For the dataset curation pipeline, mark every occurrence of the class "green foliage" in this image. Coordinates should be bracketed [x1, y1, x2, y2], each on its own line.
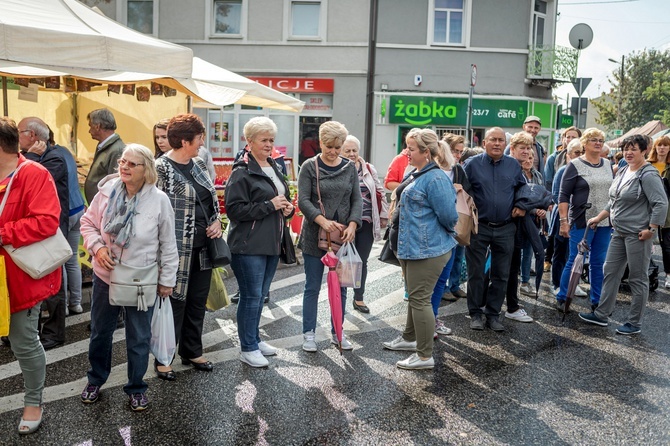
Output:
[591, 49, 670, 131]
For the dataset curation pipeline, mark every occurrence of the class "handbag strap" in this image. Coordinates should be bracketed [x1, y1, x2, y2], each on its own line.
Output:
[313, 158, 332, 249]
[0, 161, 26, 218]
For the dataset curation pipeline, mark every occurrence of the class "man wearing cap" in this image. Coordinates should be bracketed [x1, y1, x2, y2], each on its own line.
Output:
[505, 116, 546, 177]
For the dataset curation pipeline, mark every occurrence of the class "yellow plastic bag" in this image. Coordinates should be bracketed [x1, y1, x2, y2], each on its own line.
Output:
[0, 256, 10, 337]
[206, 267, 229, 312]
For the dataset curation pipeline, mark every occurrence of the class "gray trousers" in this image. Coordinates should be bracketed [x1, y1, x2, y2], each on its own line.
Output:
[399, 253, 450, 359]
[8, 303, 46, 407]
[595, 231, 652, 327]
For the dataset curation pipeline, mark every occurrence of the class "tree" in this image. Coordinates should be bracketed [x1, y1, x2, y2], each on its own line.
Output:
[591, 49, 670, 131]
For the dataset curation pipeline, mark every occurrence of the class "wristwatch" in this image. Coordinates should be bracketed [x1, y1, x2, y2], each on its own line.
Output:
[648, 227, 658, 235]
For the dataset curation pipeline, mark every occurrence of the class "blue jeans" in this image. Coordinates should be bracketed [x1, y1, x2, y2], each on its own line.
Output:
[430, 250, 454, 316]
[558, 226, 611, 305]
[87, 275, 154, 395]
[302, 253, 346, 334]
[231, 254, 280, 352]
[520, 240, 532, 284]
[64, 209, 84, 307]
[448, 245, 465, 293]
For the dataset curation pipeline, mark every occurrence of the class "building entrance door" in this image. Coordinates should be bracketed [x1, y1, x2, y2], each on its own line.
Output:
[299, 116, 330, 165]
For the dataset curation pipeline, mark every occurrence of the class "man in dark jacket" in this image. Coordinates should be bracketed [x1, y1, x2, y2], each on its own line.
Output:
[84, 109, 125, 204]
[18, 117, 69, 350]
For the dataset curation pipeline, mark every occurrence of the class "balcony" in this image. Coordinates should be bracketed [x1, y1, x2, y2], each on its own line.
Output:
[527, 44, 579, 84]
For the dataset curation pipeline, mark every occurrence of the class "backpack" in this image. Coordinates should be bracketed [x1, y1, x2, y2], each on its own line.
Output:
[453, 183, 478, 246]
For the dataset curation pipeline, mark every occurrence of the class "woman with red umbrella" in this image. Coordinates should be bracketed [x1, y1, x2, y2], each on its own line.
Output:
[382, 128, 458, 370]
[297, 121, 361, 352]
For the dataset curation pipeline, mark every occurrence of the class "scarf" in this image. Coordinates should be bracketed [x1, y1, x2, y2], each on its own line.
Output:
[103, 180, 140, 248]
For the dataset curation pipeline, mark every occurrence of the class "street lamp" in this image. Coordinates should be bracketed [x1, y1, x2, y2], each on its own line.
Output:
[608, 55, 625, 131]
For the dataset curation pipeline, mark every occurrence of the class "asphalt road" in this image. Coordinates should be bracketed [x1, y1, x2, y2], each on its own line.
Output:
[1, 242, 669, 445]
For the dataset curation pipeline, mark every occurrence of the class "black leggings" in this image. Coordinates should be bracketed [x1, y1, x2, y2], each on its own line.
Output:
[354, 221, 375, 300]
[659, 228, 670, 274]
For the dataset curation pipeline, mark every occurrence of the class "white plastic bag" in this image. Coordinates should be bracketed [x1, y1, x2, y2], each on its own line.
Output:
[336, 241, 363, 289]
[150, 296, 176, 366]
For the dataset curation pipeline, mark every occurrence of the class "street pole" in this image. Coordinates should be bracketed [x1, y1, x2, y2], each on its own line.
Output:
[577, 78, 583, 129]
[467, 64, 476, 147]
[618, 55, 624, 131]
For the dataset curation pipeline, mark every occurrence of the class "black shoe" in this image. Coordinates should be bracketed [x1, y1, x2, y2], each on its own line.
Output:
[470, 314, 485, 330]
[154, 360, 176, 381]
[264, 292, 270, 304]
[556, 301, 566, 313]
[231, 291, 240, 304]
[1, 336, 10, 347]
[40, 339, 64, 350]
[352, 301, 370, 313]
[181, 358, 214, 372]
[486, 316, 505, 332]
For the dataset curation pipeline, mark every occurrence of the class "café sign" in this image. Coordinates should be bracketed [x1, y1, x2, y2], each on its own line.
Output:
[389, 96, 529, 127]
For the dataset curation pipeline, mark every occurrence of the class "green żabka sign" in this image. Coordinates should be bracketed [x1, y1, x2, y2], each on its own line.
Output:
[389, 96, 529, 127]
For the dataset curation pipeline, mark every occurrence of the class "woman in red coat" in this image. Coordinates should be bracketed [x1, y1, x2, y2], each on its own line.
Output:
[0, 118, 62, 435]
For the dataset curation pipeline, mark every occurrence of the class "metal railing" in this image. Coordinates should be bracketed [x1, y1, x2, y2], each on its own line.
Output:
[527, 44, 579, 82]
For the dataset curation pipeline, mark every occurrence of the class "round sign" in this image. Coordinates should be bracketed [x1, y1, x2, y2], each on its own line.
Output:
[471, 64, 477, 87]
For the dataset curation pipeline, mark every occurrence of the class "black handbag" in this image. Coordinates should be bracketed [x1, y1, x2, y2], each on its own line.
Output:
[280, 222, 297, 264]
[206, 235, 232, 267]
[378, 228, 400, 266]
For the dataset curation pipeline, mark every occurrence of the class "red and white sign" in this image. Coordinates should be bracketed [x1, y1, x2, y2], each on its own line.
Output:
[248, 77, 334, 93]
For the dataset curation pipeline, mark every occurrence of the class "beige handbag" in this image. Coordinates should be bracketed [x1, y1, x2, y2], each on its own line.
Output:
[0, 163, 72, 279]
[109, 250, 158, 312]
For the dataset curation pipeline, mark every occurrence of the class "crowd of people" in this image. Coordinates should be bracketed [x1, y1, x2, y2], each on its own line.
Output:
[2, 109, 669, 435]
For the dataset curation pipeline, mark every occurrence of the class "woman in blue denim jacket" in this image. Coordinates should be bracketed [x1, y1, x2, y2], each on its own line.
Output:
[383, 128, 458, 370]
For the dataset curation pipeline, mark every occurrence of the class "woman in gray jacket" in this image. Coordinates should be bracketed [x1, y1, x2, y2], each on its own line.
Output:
[579, 135, 668, 334]
[297, 121, 362, 352]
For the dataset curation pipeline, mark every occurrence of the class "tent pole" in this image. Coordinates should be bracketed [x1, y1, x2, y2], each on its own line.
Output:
[72, 93, 78, 156]
[2, 76, 8, 117]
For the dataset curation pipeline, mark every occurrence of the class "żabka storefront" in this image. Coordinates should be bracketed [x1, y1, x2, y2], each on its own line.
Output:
[372, 93, 558, 173]
[195, 77, 334, 181]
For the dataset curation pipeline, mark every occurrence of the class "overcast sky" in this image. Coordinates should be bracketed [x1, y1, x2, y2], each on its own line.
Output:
[553, 0, 670, 107]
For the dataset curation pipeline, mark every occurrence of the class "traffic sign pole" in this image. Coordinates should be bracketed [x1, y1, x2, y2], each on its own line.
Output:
[466, 64, 476, 147]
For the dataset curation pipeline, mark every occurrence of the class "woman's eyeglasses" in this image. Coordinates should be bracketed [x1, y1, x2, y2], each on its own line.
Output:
[587, 138, 605, 144]
[117, 158, 144, 169]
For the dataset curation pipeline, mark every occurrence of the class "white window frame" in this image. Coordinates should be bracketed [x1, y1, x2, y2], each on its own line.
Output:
[428, 0, 471, 47]
[531, 0, 548, 48]
[208, 0, 247, 39]
[118, 0, 158, 37]
[283, 0, 327, 42]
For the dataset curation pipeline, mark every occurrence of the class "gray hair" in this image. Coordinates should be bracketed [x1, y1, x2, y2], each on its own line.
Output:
[243, 117, 277, 142]
[344, 135, 361, 151]
[122, 144, 157, 184]
[23, 117, 50, 142]
[87, 108, 117, 131]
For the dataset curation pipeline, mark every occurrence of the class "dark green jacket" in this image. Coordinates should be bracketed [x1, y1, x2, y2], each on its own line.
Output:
[84, 134, 124, 204]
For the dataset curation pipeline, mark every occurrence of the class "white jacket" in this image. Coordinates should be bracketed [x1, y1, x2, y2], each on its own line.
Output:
[359, 159, 389, 241]
[80, 174, 179, 287]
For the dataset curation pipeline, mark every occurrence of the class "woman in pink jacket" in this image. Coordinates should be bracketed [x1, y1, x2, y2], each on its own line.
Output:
[0, 118, 62, 435]
[80, 144, 178, 412]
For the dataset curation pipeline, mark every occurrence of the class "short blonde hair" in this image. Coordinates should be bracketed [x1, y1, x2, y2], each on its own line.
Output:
[510, 131, 534, 148]
[244, 116, 278, 142]
[406, 128, 453, 168]
[580, 128, 605, 146]
[319, 121, 348, 147]
[123, 144, 157, 185]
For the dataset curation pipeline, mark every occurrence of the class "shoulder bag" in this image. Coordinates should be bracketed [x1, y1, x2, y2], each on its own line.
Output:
[194, 192, 231, 267]
[0, 162, 72, 279]
[109, 248, 158, 312]
[280, 220, 297, 264]
[315, 159, 344, 253]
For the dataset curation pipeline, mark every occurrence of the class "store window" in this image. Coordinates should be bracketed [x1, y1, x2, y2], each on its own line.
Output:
[127, 0, 154, 34]
[288, 0, 324, 39]
[213, 0, 244, 36]
[532, 0, 548, 48]
[431, 0, 466, 46]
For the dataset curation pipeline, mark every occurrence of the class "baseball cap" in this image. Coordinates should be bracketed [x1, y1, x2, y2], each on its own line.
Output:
[524, 115, 541, 125]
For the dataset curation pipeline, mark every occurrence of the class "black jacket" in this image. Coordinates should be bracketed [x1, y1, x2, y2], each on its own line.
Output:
[23, 144, 69, 234]
[225, 152, 293, 255]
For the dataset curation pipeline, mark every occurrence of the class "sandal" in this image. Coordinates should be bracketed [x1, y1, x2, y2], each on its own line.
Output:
[18, 407, 42, 435]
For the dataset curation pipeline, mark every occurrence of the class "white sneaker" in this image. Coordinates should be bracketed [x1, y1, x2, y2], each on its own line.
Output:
[665, 277, 670, 289]
[258, 341, 277, 356]
[552, 287, 559, 296]
[69, 304, 83, 314]
[331, 334, 353, 350]
[505, 308, 534, 323]
[575, 285, 588, 297]
[239, 350, 269, 368]
[302, 330, 317, 352]
[396, 353, 434, 370]
[519, 283, 535, 296]
[435, 320, 453, 335]
[382, 336, 417, 351]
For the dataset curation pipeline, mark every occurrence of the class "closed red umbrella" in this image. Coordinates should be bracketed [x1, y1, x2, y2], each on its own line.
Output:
[321, 235, 343, 354]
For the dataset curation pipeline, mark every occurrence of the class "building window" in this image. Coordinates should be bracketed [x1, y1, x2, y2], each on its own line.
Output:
[127, 0, 154, 34]
[289, 1, 323, 39]
[213, 0, 243, 35]
[532, 0, 547, 47]
[432, 0, 465, 45]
